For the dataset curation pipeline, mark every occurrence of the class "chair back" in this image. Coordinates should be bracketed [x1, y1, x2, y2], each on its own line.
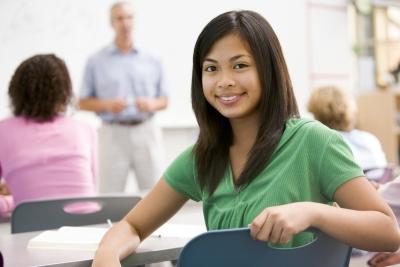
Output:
[11, 195, 140, 233]
[177, 228, 351, 267]
[364, 166, 394, 184]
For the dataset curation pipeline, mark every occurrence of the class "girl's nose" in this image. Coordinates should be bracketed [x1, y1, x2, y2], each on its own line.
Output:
[217, 73, 235, 88]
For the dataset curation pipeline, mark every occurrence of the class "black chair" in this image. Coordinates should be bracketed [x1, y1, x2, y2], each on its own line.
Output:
[11, 195, 140, 234]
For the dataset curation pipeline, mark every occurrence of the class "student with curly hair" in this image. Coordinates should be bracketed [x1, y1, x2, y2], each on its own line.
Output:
[0, 54, 97, 217]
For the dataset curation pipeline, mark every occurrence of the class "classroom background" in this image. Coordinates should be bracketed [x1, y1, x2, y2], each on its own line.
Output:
[1, 0, 400, 189]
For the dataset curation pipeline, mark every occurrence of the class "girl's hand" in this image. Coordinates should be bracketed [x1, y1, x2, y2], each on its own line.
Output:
[0, 182, 10, 195]
[368, 251, 400, 267]
[250, 202, 317, 244]
[91, 248, 121, 267]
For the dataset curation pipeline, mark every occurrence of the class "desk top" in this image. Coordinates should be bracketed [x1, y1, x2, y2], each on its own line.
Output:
[0, 229, 188, 267]
[0, 228, 384, 267]
[0, 202, 204, 267]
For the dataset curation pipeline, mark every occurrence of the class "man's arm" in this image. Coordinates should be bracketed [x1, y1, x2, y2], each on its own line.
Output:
[135, 96, 168, 113]
[79, 98, 127, 114]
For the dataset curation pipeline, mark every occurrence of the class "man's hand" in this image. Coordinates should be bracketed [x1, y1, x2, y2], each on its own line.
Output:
[105, 99, 127, 114]
[135, 97, 156, 112]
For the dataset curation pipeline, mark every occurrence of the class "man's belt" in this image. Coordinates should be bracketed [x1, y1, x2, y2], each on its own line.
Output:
[107, 120, 144, 126]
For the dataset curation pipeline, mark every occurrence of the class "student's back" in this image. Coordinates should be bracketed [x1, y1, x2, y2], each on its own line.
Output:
[340, 129, 386, 171]
[0, 116, 96, 205]
[0, 54, 97, 217]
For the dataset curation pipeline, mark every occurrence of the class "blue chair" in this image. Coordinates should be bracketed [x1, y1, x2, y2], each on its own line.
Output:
[11, 195, 140, 234]
[177, 227, 351, 267]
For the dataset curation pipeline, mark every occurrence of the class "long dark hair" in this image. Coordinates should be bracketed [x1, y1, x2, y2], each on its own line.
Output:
[8, 54, 72, 121]
[192, 10, 299, 195]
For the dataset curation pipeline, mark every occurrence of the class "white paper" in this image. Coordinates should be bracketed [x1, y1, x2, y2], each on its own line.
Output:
[27, 224, 207, 251]
[151, 224, 206, 238]
[27, 226, 108, 251]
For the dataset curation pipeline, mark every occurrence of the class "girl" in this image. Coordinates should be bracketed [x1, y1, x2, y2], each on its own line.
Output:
[92, 10, 400, 266]
[0, 54, 97, 217]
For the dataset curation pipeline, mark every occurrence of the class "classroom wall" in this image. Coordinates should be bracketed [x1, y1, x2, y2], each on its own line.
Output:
[0, 0, 353, 163]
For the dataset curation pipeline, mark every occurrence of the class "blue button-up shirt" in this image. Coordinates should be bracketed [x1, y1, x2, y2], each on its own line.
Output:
[80, 44, 168, 122]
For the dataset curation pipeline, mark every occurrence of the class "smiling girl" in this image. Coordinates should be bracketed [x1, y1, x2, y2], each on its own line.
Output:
[91, 10, 400, 267]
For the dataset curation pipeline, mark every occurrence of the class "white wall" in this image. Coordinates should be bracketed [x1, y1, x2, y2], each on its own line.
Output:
[0, 0, 353, 162]
[0, 0, 311, 122]
[307, 0, 354, 94]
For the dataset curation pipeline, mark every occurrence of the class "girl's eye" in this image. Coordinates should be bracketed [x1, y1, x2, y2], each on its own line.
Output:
[233, 63, 248, 69]
[204, 66, 217, 72]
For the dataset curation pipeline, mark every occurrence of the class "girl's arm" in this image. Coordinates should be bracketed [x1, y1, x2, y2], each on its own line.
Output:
[314, 176, 399, 251]
[251, 177, 400, 252]
[0, 195, 14, 217]
[0, 177, 13, 217]
[91, 178, 188, 267]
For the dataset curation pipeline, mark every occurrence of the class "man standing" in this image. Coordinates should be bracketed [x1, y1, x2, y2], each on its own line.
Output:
[79, 2, 168, 193]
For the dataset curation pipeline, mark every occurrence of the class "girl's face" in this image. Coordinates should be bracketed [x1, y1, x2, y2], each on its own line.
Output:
[202, 33, 262, 121]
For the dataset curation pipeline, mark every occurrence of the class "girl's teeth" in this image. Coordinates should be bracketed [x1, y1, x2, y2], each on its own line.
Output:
[220, 96, 237, 101]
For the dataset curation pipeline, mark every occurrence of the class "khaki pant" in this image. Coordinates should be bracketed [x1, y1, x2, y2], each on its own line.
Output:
[98, 118, 164, 193]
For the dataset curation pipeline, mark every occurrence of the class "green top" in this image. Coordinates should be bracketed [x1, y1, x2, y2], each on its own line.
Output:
[164, 118, 363, 246]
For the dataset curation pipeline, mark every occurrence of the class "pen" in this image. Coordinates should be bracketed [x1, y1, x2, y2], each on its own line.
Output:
[151, 234, 162, 238]
[107, 219, 113, 228]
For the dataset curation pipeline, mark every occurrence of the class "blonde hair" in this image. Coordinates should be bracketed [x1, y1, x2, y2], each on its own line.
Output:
[307, 86, 357, 131]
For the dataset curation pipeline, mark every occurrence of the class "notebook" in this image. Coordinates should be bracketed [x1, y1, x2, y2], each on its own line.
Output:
[27, 224, 206, 251]
[27, 226, 108, 251]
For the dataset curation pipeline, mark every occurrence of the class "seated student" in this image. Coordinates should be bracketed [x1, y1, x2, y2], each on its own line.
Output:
[0, 54, 97, 218]
[367, 178, 400, 266]
[91, 10, 399, 267]
[307, 85, 388, 181]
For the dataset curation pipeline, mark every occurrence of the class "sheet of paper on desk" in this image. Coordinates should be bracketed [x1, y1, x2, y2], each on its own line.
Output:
[27, 226, 108, 251]
[151, 224, 206, 238]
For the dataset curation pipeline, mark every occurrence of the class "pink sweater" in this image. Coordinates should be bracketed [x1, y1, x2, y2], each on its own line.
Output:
[0, 116, 97, 217]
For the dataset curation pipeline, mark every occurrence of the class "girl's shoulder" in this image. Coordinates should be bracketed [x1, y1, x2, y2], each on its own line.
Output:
[285, 118, 338, 139]
[172, 145, 196, 165]
[0, 116, 27, 130]
[57, 116, 97, 133]
[0, 116, 21, 124]
[277, 118, 342, 153]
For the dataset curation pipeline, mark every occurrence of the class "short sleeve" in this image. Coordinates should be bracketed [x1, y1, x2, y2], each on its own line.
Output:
[318, 132, 364, 200]
[163, 146, 202, 201]
[80, 58, 96, 99]
[156, 60, 169, 97]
